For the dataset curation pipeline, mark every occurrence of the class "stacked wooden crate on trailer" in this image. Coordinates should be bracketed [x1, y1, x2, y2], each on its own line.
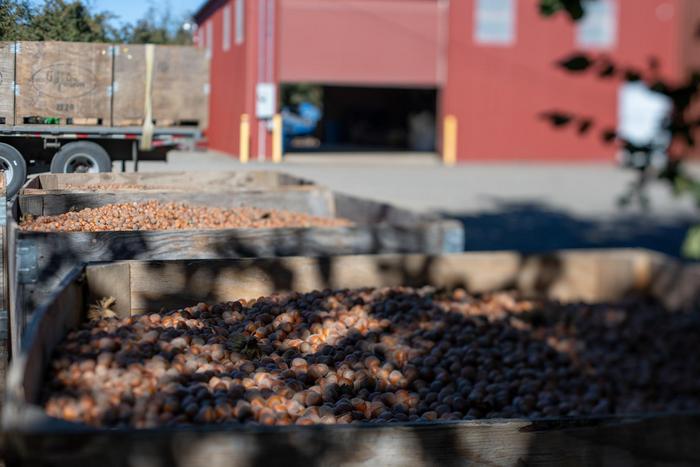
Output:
[7, 171, 464, 355]
[0, 41, 210, 196]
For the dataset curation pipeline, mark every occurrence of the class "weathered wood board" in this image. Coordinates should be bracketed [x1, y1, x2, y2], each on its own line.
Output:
[19, 187, 335, 217]
[0, 175, 8, 413]
[21, 171, 314, 193]
[14, 42, 112, 125]
[0, 41, 15, 126]
[4, 250, 700, 466]
[112, 44, 209, 127]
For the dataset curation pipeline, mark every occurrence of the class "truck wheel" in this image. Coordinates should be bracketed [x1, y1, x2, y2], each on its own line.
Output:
[0, 142, 28, 197]
[50, 142, 112, 174]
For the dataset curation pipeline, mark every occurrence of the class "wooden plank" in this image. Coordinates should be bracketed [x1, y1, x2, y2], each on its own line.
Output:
[2, 413, 700, 466]
[152, 45, 209, 128]
[122, 250, 669, 315]
[7, 200, 19, 360]
[27, 171, 309, 192]
[14, 41, 112, 125]
[112, 44, 209, 128]
[6, 267, 84, 409]
[0, 41, 15, 126]
[0, 174, 7, 413]
[19, 186, 335, 217]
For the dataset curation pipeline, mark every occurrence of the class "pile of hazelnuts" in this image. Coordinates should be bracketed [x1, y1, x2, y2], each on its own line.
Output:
[43, 287, 700, 428]
[20, 200, 352, 232]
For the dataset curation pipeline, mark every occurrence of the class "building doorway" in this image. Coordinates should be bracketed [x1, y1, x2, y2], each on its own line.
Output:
[281, 84, 438, 154]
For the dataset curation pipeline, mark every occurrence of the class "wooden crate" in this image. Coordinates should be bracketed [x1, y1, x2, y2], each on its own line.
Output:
[8, 184, 463, 353]
[112, 44, 209, 128]
[20, 171, 318, 216]
[0, 41, 14, 126]
[14, 41, 112, 125]
[3, 250, 700, 466]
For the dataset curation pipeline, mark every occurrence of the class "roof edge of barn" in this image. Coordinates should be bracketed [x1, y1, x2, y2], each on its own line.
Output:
[193, 0, 227, 23]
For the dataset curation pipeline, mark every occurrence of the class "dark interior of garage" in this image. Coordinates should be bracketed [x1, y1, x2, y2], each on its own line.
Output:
[281, 85, 438, 153]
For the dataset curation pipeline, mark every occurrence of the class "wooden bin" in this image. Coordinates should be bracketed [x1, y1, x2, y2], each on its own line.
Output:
[0, 41, 15, 126]
[3, 250, 700, 466]
[112, 44, 209, 128]
[19, 171, 318, 216]
[14, 41, 112, 125]
[9, 180, 463, 352]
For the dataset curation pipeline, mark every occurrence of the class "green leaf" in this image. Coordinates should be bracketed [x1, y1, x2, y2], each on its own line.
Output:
[558, 54, 594, 72]
[682, 225, 700, 259]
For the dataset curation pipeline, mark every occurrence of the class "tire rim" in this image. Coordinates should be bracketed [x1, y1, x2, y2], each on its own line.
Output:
[65, 153, 100, 173]
[0, 156, 14, 185]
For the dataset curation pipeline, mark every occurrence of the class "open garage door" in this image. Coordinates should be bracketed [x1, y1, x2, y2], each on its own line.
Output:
[282, 84, 438, 153]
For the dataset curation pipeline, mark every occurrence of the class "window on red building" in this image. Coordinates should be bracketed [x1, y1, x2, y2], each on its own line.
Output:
[223, 5, 231, 51]
[206, 22, 213, 58]
[235, 0, 245, 45]
[474, 0, 516, 46]
[577, 0, 617, 49]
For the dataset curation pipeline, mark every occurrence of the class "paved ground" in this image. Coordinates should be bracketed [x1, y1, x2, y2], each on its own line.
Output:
[123, 150, 700, 257]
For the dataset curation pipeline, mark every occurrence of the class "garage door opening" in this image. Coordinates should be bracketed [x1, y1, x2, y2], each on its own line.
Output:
[281, 84, 438, 154]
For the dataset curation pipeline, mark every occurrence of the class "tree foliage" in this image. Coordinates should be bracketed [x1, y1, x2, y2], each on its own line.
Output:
[0, 0, 192, 45]
[118, 7, 193, 45]
[30, 0, 117, 42]
[0, 0, 35, 40]
[539, 0, 586, 21]
[539, 0, 700, 259]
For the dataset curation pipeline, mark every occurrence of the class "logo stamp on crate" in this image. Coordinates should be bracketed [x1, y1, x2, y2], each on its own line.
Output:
[31, 63, 97, 99]
[56, 103, 75, 112]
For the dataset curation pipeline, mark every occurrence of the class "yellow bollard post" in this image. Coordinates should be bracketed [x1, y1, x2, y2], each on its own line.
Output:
[272, 113, 283, 164]
[443, 115, 458, 166]
[239, 114, 250, 164]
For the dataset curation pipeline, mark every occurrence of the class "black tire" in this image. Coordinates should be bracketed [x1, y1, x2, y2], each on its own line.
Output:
[50, 141, 112, 174]
[0, 142, 28, 197]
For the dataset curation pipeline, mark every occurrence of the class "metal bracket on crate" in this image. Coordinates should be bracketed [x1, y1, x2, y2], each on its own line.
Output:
[17, 239, 38, 284]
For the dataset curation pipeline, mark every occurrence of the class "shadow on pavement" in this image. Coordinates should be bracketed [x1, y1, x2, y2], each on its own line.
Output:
[446, 202, 696, 258]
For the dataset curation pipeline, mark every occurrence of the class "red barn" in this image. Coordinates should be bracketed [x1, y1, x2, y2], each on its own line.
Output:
[194, 0, 699, 162]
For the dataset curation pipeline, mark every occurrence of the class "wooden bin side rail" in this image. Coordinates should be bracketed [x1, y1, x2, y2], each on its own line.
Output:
[86, 249, 699, 317]
[3, 250, 700, 466]
[21, 171, 317, 193]
[18, 185, 336, 218]
[0, 174, 7, 410]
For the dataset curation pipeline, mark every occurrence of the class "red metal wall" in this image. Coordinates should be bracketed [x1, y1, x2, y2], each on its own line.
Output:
[279, 0, 443, 87]
[198, 0, 276, 159]
[442, 0, 682, 162]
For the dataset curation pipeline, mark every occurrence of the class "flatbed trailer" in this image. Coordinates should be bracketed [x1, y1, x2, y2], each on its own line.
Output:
[0, 125, 203, 196]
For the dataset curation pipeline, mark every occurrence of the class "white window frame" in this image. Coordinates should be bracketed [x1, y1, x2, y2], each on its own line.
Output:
[206, 21, 213, 58]
[577, 0, 617, 49]
[474, 0, 516, 46]
[235, 0, 245, 45]
[223, 5, 231, 51]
